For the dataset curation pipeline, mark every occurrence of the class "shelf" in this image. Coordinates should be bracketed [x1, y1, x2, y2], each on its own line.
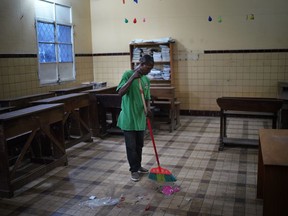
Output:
[129, 41, 174, 84]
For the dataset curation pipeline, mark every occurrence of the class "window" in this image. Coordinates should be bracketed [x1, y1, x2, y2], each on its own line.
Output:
[35, 0, 75, 85]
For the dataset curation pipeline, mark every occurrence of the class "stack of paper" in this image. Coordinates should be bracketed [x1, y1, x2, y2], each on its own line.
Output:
[132, 48, 142, 62]
[148, 68, 162, 80]
[153, 52, 162, 62]
[162, 65, 170, 80]
[160, 45, 170, 61]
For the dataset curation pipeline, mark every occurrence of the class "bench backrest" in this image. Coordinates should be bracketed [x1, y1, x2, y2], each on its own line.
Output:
[217, 97, 284, 113]
[150, 87, 175, 100]
[0, 92, 55, 109]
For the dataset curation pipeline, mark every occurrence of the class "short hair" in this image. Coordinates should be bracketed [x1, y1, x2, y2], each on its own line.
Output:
[139, 54, 154, 65]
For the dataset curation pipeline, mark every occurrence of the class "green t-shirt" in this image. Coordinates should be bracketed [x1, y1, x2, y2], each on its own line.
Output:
[117, 70, 150, 131]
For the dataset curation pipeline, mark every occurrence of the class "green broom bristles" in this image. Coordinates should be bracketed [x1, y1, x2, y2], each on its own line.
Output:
[148, 166, 177, 182]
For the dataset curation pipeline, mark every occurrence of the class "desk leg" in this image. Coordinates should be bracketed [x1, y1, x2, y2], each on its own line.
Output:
[272, 114, 277, 129]
[78, 107, 92, 142]
[257, 139, 263, 199]
[219, 110, 224, 151]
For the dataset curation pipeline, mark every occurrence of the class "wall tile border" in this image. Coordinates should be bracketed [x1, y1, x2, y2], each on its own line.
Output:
[1, 49, 287, 58]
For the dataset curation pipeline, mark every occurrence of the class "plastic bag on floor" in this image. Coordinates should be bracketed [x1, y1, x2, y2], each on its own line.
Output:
[161, 185, 180, 196]
[79, 197, 120, 209]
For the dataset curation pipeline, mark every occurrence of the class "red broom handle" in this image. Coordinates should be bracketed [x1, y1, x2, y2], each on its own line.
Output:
[147, 118, 161, 167]
[138, 79, 161, 167]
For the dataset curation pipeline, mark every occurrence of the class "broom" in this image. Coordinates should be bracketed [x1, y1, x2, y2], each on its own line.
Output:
[138, 79, 176, 182]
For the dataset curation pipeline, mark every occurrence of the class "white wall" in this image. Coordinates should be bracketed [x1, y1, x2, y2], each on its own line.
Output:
[0, 0, 93, 54]
[90, 0, 288, 53]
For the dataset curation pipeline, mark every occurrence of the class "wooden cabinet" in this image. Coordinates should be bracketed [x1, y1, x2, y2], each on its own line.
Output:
[129, 41, 175, 84]
[257, 129, 288, 216]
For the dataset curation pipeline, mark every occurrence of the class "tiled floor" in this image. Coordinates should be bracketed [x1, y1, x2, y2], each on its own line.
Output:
[0, 116, 267, 216]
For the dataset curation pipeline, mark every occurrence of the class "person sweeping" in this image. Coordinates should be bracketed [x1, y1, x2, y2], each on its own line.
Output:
[117, 54, 154, 182]
[138, 73, 177, 183]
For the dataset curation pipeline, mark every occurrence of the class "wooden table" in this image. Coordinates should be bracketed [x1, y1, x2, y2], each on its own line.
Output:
[257, 129, 288, 216]
[0, 104, 67, 198]
[150, 86, 181, 132]
[50, 84, 93, 96]
[31, 93, 91, 148]
[83, 86, 118, 137]
[216, 97, 283, 150]
[0, 92, 55, 110]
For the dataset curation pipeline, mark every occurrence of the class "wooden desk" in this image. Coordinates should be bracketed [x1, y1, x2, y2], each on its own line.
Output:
[278, 82, 288, 129]
[257, 129, 288, 216]
[83, 86, 118, 137]
[216, 97, 283, 150]
[0, 106, 15, 114]
[31, 93, 91, 148]
[0, 104, 67, 198]
[50, 84, 93, 96]
[0, 92, 55, 110]
[95, 94, 122, 136]
[150, 86, 181, 132]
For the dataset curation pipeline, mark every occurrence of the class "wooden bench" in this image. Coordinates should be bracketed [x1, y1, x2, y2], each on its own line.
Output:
[50, 84, 93, 96]
[150, 86, 181, 132]
[216, 97, 283, 150]
[83, 86, 118, 137]
[257, 129, 288, 216]
[0, 92, 55, 110]
[31, 93, 91, 148]
[95, 94, 122, 136]
[0, 104, 67, 198]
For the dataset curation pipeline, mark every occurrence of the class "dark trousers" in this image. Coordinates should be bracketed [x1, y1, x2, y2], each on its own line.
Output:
[123, 130, 144, 173]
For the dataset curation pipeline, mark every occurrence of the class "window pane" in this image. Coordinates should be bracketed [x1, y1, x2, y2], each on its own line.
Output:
[37, 22, 55, 42]
[38, 63, 58, 85]
[58, 44, 73, 62]
[56, 4, 71, 23]
[57, 25, 71, 43]
[59, 62, 75, 81]
[35, 1, 54, 20]
[39, 43, 56, 63]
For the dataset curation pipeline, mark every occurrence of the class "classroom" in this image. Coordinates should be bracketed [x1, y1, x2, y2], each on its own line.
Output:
[0, 0, 287, 215]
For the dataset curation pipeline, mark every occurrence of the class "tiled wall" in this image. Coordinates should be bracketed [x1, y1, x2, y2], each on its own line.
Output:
[1, 51, 287, 112]
[92, 55, 131, 87]
[0, 56, 94, 99]
[93, 51, 288, 111]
